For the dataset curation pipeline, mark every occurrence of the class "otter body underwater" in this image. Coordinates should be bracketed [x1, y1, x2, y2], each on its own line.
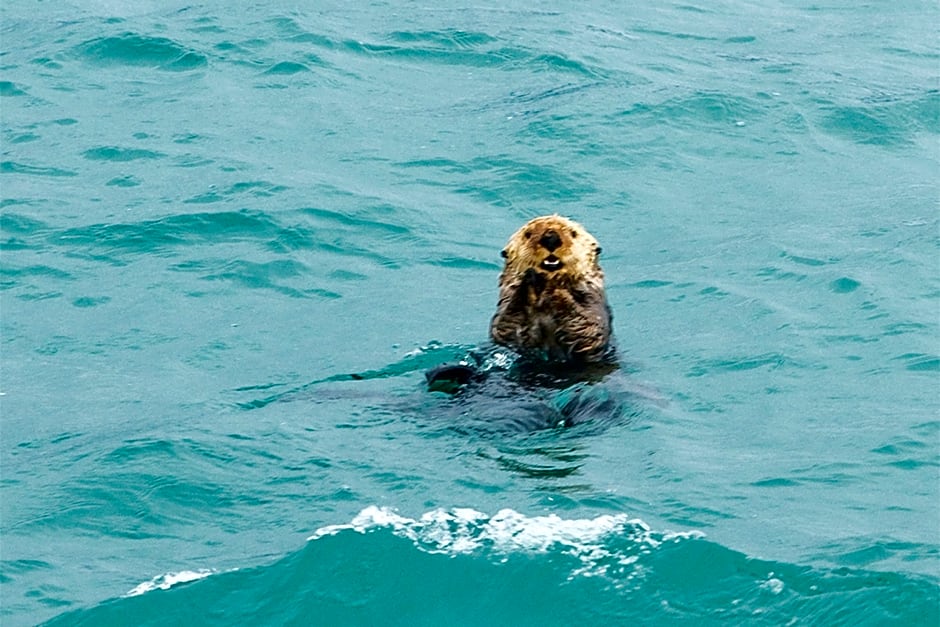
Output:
[426, 215, 647, 430]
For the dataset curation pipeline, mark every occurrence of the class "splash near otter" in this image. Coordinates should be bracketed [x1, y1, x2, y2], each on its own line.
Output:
[490, 215, 614, 366]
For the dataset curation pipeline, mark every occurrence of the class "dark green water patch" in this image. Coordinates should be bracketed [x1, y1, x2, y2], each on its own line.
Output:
[1, 559, 55, 581]
[783, 253, 832, 267]
[8, 132, 41, 144]
[811, 537, 940, 571]
[829, 277, 861, 293]
[725, 35, 756, 44]
[1, 161, 78, 177]
[631, 279, 672, 288]
[907, 89, 940, 133]
[267, 16, 336, 47]
[338, 34, 600, 76]
[892, 353, 940, 372]
[752, 477, 801, 487]
[31, 56, 63, 69]
[387, 29, 499, 49]
[0, 211, 49, 233]
[106, 175, 141, 187]
[426, 256, 499, 270]
[298, 206, 410, 236]
[686, 352, 804, 377]
[235, 342, 472, 410]
[453, 155, 596, 202]
[200, 259, 340, 299]
[0, 265, 74, 290]
[82, 146, 166, 162]
[756, 266, 808, 282]
[617, 91, 761, 129]
[819, 105, 910, 146]
[74, 33, 207, 71]
[16, 291, 62, 301]
[882, 322, 929, 337]
[871, 440, 929, 456]
[71, 296, 110, 308]
[0, 81, 28, 96]
[225, 181, 288, 196]
[632, 26, 719, 41]
[184, 181, 287, 204]
[48, 210, 287, 260]
[262, 61, 310, 75]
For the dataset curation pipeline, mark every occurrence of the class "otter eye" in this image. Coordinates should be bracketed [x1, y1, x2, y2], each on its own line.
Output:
[524, 230, 533, 239]
[570, 230, 578, 238]
[500, 249, 508, 258]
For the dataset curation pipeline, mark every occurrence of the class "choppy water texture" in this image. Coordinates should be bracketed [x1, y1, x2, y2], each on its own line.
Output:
[2, 1, 938, 624]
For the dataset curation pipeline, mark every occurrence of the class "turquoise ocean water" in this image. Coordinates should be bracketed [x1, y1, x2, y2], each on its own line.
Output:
[2, 1, 938, 624]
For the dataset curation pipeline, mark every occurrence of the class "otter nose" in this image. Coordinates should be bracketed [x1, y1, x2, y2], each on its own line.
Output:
[539, 230, 562, 252]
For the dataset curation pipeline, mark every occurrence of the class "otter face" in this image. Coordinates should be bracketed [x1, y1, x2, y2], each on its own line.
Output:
[500, 215, 602, 283]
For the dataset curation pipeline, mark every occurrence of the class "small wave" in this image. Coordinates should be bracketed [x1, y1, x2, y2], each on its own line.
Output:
[686, 352, 817, 377]
[235, 341, 473, 409]
[1, 160, 78, 178]
[386, 29, 499, 49]
[262, 61, 311, 75]
[817, 90, 939, 147]
[125, 570, 216, 597]
[82, 146, 166, 162]
[42, 210, 286, 262]
[47, 506, 939, 626]
[74, 33, 207, 71]
[618, 90, 762, 128]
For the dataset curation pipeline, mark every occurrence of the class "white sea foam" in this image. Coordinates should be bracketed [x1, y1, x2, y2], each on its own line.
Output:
[124, 508, 701, 599]
[761, 574, 785, 595]
[309, 506, 703, 579]
[125, 569, 216, 597]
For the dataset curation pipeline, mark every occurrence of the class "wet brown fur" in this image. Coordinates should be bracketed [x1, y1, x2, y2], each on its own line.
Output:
[489, 215, 613, 364]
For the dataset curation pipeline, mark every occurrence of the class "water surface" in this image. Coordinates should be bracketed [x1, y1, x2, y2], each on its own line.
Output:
[2, 1, 938, 624]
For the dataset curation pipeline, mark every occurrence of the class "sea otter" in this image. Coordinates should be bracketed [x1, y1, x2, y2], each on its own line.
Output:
[425, 214, 615, 394]
[244, 215, 628, 427]
[489, 214, 614, 366]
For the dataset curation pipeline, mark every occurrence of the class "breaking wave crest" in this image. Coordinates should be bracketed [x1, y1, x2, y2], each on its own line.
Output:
[45, 507, 938, 626]
[308, 506, 701, 581]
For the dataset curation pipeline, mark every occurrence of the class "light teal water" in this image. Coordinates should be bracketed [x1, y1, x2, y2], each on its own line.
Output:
[2, 1, 938, 624]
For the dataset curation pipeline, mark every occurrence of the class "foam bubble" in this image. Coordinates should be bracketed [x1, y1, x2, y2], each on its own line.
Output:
[761, 575, 785, 595]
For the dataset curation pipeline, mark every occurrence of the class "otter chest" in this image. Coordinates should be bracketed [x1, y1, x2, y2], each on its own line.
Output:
[523, 287, 570, 356]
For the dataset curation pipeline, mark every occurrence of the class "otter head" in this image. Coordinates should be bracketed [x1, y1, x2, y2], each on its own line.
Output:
[499, 214, 603, 286]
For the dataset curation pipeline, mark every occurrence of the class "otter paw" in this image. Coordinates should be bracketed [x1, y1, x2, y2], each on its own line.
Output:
[523, 267, 546, 294]
[425, 362, 481, 394]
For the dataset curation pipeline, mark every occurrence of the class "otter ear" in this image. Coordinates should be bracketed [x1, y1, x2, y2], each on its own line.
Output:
[500, 249, 508, 258]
